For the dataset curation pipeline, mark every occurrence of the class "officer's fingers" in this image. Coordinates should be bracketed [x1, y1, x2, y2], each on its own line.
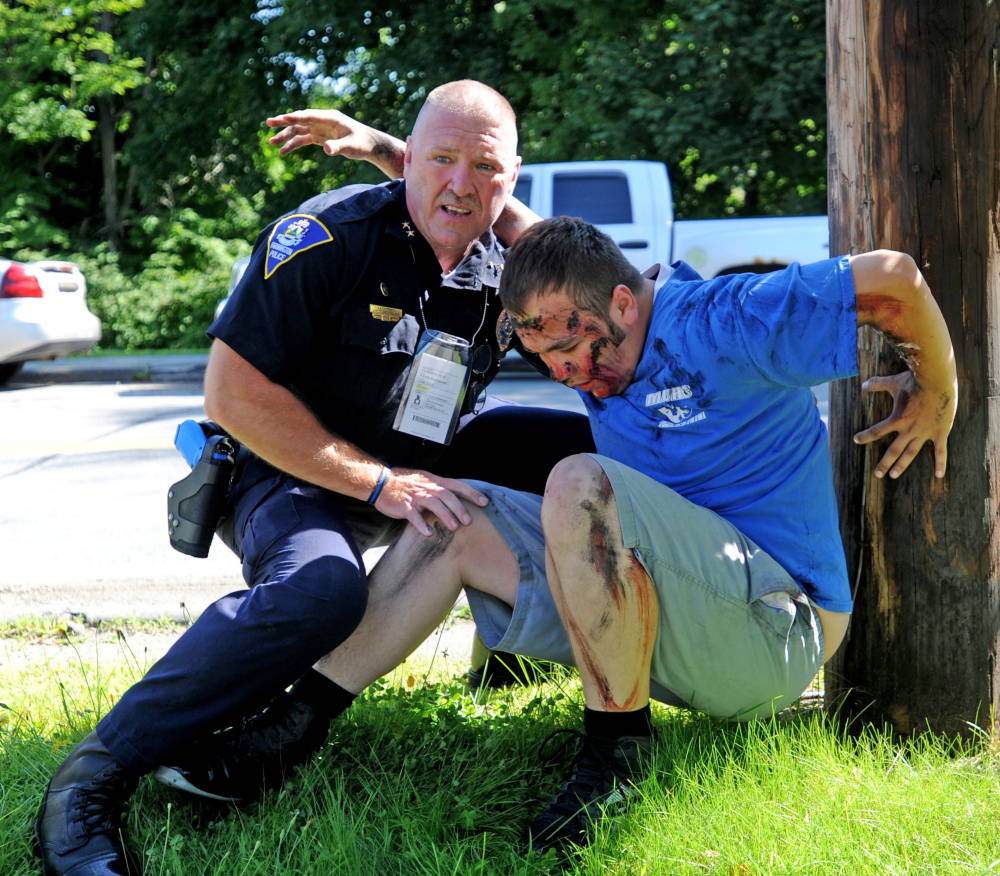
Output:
[445, 479, 490, 509]
[269, 121, 317, 139]
[416, 494, 464, 532]
[873, 434, 919, 479]
[271, 131, 315, 155]
[404, 506, 435, 537]
[433, 489, 474, 526]
[871, 435, 903, 479]
[266, 111, 329, 128]
[267, 125, 297, 146]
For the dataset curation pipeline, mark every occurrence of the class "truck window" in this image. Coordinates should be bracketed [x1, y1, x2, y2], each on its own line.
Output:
[513, 176, 532, 205]
[553, 172, 632, 224]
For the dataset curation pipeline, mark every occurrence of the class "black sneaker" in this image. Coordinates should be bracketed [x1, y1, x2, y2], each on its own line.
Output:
[154, 695, 329, 803]
[467, 651, 540, 691]
[525, 730, 652, 856]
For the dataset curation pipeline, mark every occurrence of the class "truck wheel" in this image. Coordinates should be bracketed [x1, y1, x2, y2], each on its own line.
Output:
[714, 264, 786, 277]
[0, 362, 24, 386]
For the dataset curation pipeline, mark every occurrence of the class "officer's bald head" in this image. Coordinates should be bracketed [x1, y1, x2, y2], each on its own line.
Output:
[403, 80, 520, 272]
[412, 80, 518, 151]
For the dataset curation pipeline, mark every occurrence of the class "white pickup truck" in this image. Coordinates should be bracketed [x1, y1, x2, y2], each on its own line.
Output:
[513, 160, 829, 276]
[218, 161, 829, 321]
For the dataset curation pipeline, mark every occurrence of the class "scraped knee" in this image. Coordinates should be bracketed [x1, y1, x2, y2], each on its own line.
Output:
[540, 454, 614, 541]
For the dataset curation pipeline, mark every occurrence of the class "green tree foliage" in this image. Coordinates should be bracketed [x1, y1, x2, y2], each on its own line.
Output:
[118, 0, 328, 241]
[269, 0, 827, 217]
[0, 0, 826, 348]
[0, 0, 349, 263]
[0, 0, 146, 251]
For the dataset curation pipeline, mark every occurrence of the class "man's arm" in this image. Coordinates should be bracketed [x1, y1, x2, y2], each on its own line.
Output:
[203, 339, 487, 535]
[492, 197, 542, 247]
[264, 109, 541, 245]
[848, 250, 958, 480]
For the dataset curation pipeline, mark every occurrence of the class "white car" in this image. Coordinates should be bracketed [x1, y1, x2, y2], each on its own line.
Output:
[214, 254, 250, 320]
[0, 259, 102, 385]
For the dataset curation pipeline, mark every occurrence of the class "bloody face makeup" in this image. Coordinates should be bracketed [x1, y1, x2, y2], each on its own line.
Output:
[511, 291, 636, 398]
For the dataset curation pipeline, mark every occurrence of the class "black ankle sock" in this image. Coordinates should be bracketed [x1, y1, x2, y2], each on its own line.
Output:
[583, 705, 653, 740]
[289, 669, 356, 721]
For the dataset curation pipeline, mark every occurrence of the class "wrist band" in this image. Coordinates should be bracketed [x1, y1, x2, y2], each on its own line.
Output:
[367, 465, 390, 505]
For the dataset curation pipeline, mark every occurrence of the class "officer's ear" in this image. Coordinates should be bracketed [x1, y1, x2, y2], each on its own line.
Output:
[402, 137, 413, 178]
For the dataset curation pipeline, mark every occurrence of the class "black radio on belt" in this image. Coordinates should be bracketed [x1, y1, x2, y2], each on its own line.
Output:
[167, 420, 238, 558]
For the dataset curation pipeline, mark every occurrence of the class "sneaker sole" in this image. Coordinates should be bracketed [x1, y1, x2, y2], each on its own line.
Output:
[153, 765, 242, 803]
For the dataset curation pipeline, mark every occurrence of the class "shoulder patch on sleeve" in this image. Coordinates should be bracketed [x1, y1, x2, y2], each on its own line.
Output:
[264, 215, 334, 279]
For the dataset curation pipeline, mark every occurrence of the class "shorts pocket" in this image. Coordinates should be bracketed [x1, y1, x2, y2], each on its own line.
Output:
[751, 590, 799, 639]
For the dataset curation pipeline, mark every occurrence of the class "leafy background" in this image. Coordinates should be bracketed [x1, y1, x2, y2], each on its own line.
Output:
[0, 0, 826, 348]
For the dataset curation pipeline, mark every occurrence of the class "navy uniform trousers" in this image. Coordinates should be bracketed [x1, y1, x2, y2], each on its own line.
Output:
[95, 404, 595, 774]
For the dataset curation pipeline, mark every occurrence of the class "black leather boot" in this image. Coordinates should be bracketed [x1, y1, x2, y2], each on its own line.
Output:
[35, 730, 141, 876]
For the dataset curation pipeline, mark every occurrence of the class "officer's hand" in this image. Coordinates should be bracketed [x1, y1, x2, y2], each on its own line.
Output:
[266, 109, 378, 160]
[373, 469, 489, 536]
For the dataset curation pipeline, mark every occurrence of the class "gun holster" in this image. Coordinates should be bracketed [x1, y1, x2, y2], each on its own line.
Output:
[167, 423, 238, 558]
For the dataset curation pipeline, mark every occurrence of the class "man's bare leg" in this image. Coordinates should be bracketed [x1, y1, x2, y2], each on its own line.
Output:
[155, 505, 519, 801]
[315, 505, 520, 692]
[540, 455, 659, 712]
[527, 453, 658, 854]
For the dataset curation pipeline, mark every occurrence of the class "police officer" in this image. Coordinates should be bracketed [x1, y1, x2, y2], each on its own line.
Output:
[35, 80, 593, 876]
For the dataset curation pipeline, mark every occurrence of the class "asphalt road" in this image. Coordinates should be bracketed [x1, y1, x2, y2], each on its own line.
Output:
[1, 353, 829, 624]
[0, 354, 585, 623]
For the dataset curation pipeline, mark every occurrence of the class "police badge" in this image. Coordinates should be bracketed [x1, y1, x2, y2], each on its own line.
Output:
[264, 214, 334, 279]
[496, 309, 514, 352]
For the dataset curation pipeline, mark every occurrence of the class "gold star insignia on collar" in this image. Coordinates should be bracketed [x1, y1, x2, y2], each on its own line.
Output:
[402, 221, 415, 237]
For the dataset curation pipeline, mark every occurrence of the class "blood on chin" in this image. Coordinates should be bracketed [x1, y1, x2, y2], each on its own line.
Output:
[576, 379, 612, 397]
[578, 369, 631, 397]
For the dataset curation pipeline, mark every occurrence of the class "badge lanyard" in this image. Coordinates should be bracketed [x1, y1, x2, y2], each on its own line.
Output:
[393, 329, 472, 444]
[392, 242, 492, 445]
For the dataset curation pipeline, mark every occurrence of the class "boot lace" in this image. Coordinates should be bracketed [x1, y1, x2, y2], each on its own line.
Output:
[194, 699, 322, 793]
[71, 765, 130, 839]
[537, 729, 621, 818]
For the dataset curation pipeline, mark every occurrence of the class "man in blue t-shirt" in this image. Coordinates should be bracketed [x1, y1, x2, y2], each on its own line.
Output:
[269, 215, 955, 855]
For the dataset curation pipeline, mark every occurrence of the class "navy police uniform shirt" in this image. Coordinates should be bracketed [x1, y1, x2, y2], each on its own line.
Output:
[209, 179, 516, 472]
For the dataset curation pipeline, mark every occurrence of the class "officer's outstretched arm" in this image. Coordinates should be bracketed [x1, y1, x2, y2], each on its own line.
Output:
[848, 250, 957, 481]
[264, 108, 540, 246]
[204, 339, 487, 536]
[266, 109, 406, 178]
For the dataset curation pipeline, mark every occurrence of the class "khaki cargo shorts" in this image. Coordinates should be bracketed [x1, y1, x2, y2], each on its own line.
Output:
[464, 455, 823, 720]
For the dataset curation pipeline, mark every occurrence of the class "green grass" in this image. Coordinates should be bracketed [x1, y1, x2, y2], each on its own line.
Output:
[4, 625, 1000, 875]
[0, 614, 187, 641]
[72, 348, 210, 358]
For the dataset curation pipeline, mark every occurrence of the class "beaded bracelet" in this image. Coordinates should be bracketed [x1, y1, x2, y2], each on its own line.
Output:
[367, 465, 391, 505]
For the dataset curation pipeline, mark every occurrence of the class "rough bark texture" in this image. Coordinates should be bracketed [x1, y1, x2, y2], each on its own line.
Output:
[826, 0, 1000, 737]
[97, 11, 121, 253]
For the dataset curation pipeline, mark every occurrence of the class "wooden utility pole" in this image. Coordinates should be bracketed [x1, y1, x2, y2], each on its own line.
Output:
[825, 0, 1000, 737]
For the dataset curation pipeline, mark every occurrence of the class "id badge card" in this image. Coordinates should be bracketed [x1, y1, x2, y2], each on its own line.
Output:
[392, 329, 470, 445]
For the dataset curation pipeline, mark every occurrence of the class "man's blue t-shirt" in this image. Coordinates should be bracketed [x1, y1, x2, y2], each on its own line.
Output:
[583, 256, 859, 613]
